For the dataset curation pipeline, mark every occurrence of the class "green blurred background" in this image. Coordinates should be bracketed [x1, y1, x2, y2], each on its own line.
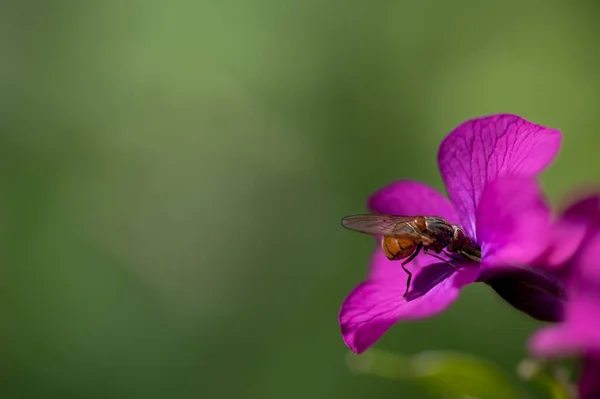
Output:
[1, 0, 599, 397]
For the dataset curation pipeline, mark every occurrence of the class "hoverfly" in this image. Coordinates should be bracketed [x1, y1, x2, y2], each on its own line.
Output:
[341, 214, 481, 297]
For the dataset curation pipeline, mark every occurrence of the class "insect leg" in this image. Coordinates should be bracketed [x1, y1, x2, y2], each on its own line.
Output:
[401, 243, 422, 298]
[426, 251, 459, 271]
[441, 250, 464, 262]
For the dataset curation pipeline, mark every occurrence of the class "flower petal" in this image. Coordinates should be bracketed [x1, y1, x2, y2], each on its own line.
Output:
[576, 229, 600, 285]
[438, 114, 561, 241]
[339, 251, 478, 353]
[483, 265, 566, 322]
[476, 177, 551, 266]
[368, 180, 458, 223]
[529, 293, 600, 357]
[529, 232, 600, 356]
[540, 194, 600, 268]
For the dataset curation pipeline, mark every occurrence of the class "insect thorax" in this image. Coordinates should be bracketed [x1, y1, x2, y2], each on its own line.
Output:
[423, 217, 455, 249]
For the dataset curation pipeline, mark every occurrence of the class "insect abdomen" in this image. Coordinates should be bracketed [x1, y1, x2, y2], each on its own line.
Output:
[381, 236, 416, 260]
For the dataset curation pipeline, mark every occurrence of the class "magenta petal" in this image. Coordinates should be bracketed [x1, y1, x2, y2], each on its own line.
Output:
[529, 293, 600, 357]
[438, 114, 561, 240]
[529, 231, 600, 357]
[577, 230, 600, 284]
[476, 177, 551, 266]
[339, 258, 478, 353]
[541, 194, 600, 268]
[484, 265, 565, 322]
[368, 180, 458, 223]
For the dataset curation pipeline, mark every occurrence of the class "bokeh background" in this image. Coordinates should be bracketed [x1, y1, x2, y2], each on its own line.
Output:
[2, 0, 599, 397]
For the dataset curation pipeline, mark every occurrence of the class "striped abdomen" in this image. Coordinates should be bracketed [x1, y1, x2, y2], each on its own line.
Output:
[381, 236, 417, 260]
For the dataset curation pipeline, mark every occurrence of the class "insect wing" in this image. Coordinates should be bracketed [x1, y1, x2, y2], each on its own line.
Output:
[341, 214, 422, 237]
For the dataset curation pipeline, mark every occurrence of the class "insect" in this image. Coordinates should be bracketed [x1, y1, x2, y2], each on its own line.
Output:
[341, 214, 481, 297]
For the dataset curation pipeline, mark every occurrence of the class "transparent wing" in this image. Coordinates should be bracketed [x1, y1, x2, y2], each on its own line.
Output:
[341, 214, 424, 237]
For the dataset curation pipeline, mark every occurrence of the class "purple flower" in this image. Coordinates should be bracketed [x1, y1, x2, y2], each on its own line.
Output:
[528, 195, 600, 399]
[340, 114, 562, 354]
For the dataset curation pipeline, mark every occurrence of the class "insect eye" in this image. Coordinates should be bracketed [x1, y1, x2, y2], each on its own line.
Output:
[451, 227, 467, 251]
[455, 229, 465, 240]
